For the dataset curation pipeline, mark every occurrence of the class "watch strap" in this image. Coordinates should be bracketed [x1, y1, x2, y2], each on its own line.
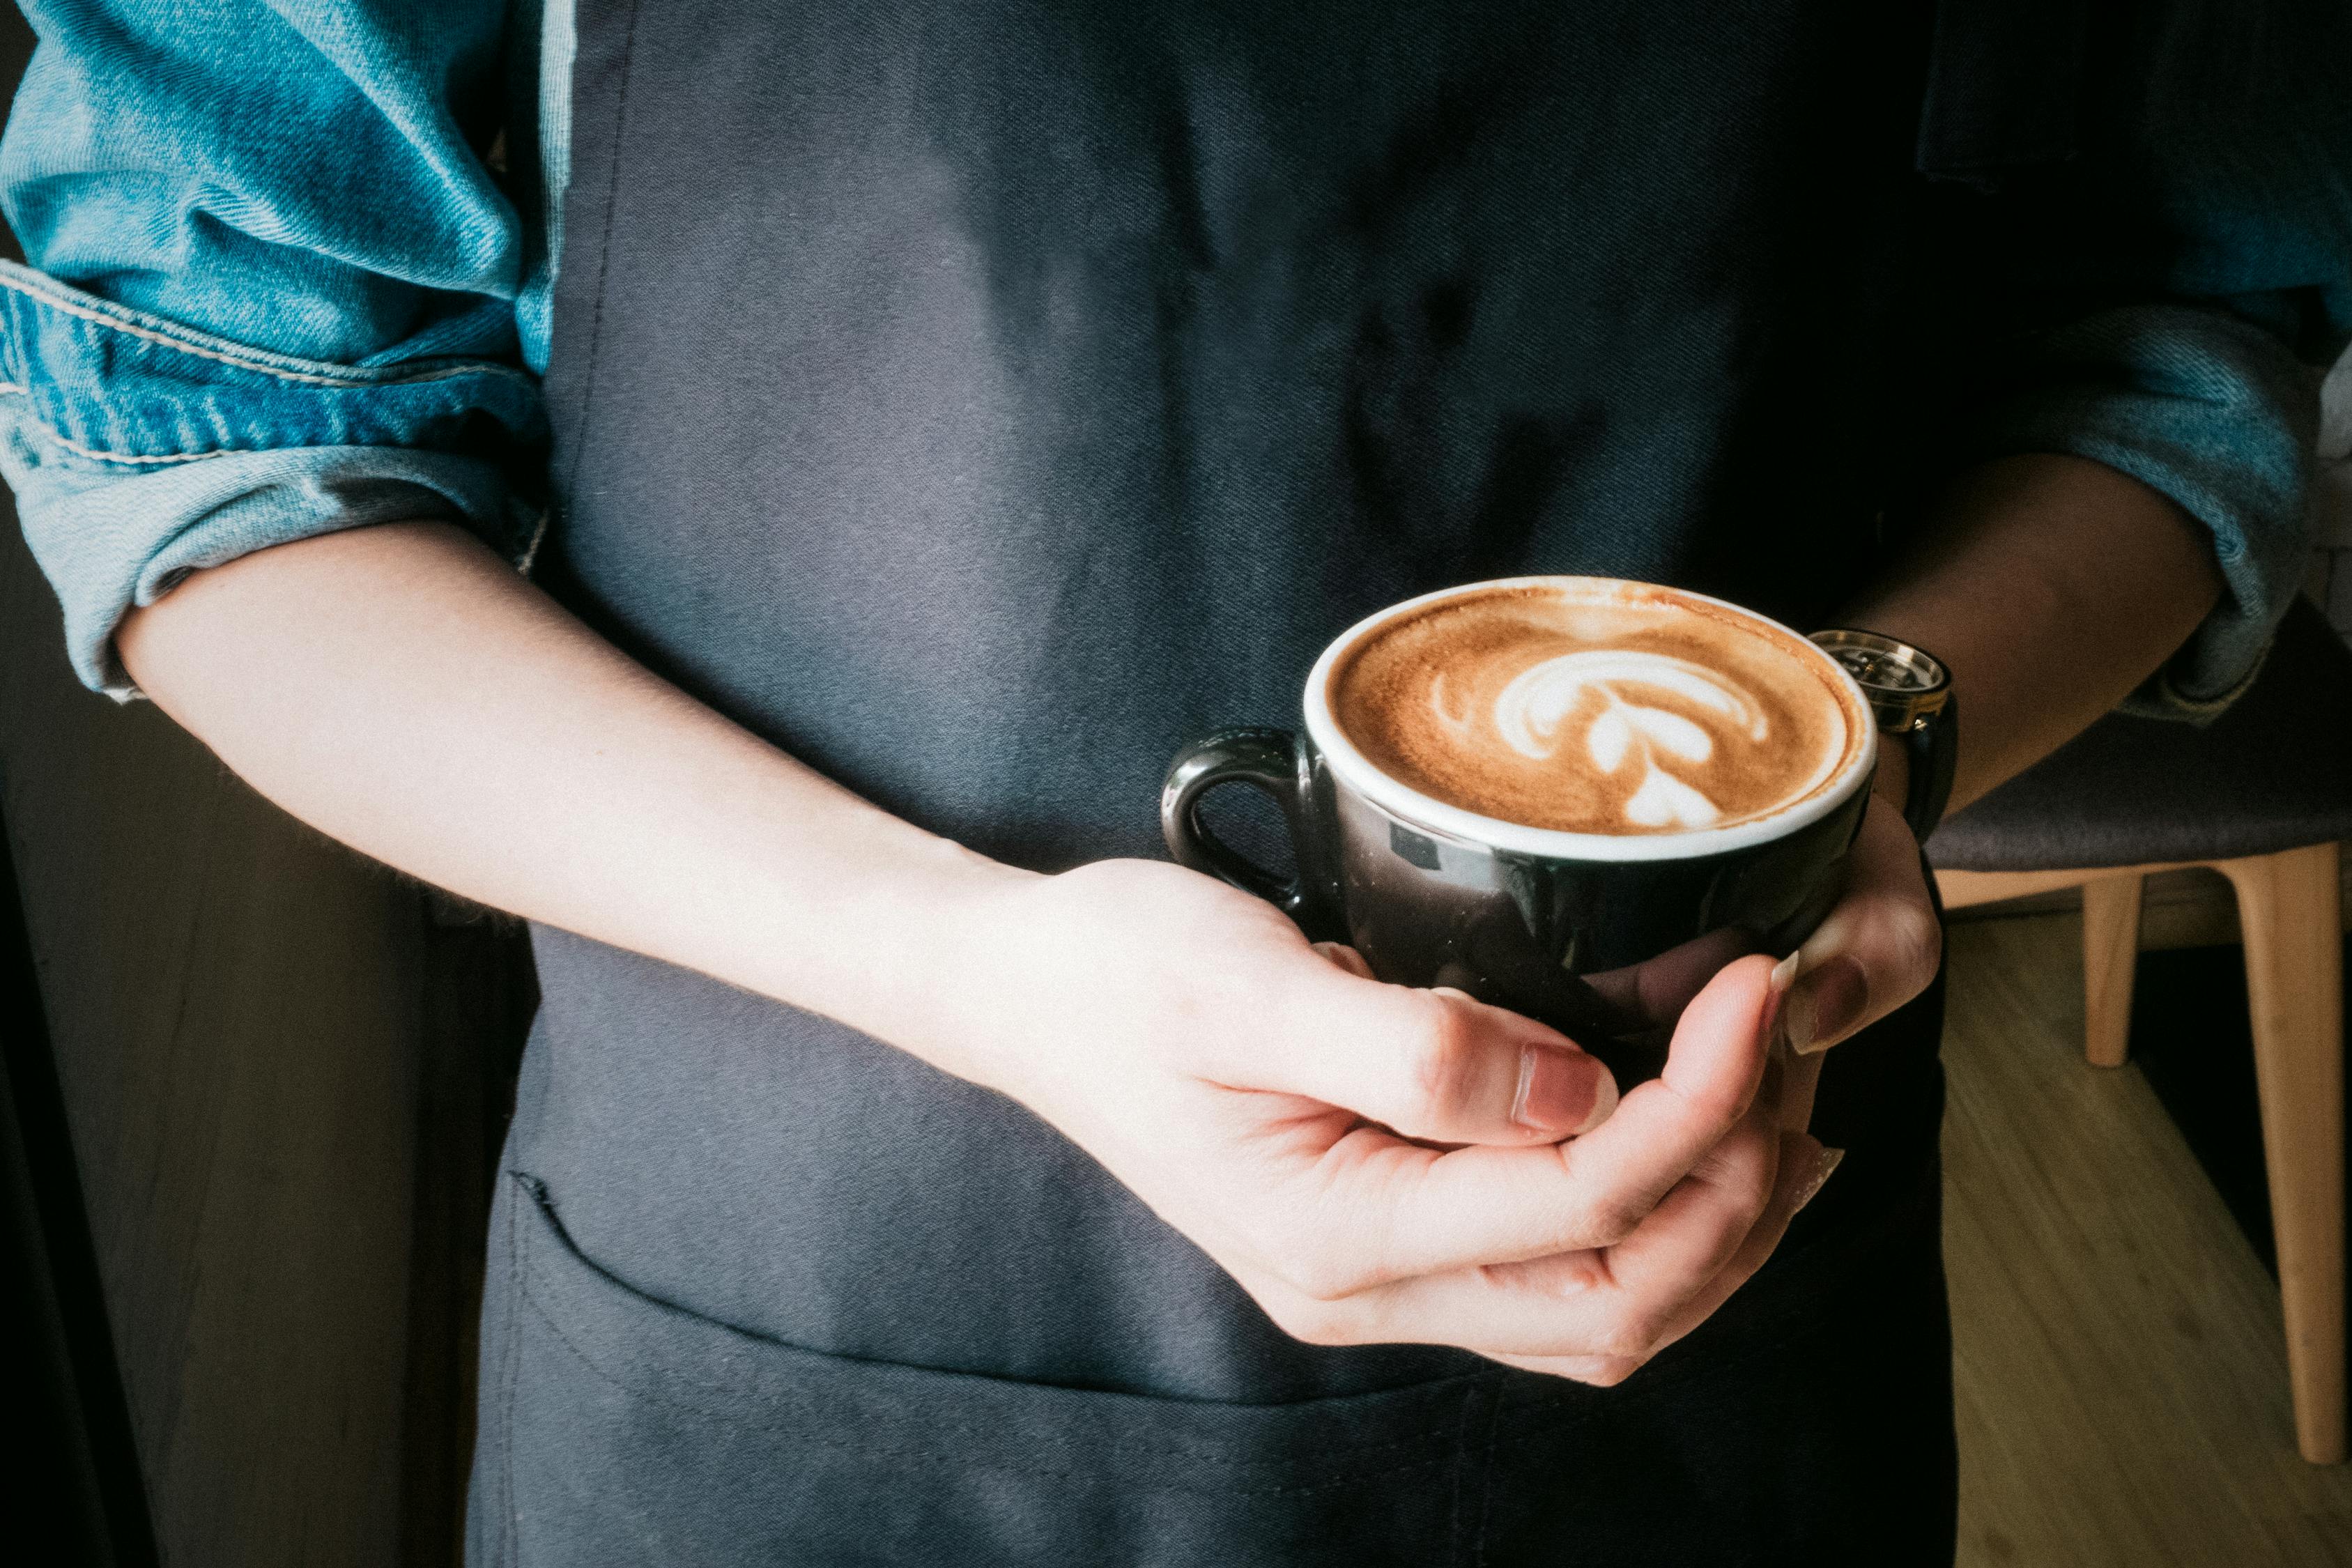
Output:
[1808, 628, 1958, 841]
[1898, 689, 1958, 842]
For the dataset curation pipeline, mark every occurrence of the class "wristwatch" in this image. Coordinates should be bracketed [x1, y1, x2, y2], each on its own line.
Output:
[1808, 629, 1958, 842]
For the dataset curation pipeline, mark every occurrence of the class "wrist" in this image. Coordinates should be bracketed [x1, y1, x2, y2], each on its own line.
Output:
[879, 842, 1055, 1084]
[728, 822, 1038, 1075]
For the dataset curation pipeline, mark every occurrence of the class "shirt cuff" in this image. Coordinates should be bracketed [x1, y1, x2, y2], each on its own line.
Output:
[1959, 302, 2321, 721]
[0, 261, 545, 698]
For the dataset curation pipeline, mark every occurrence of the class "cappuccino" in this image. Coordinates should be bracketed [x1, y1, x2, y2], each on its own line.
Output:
[1327, 581, 1860, 836]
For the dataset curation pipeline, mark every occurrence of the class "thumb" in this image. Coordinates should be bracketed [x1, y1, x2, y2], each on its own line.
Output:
[1781, 796, 1943, 1056]
[1250, 966, 1620, 1146]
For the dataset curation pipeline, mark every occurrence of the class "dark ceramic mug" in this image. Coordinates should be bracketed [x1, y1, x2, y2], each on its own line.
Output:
[1161, 577, 1882, 1082]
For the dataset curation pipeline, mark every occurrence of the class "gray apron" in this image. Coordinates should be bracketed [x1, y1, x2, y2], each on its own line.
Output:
[472, 1, 1978, 1560]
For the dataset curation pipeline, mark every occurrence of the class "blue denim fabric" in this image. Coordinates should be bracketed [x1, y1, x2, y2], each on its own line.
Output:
[1944, 2, 2352, 713]
[2, 0, 535, 365]
[0, 0, 2344, 707]
[0, 0, 558, 698]
[1965, 304, 2322, 716]
[0, 257, 543, 690]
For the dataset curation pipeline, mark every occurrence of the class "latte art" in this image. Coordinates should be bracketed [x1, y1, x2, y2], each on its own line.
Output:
[1459, 650, 1774, 829]
[1329, 582, 1859, 836]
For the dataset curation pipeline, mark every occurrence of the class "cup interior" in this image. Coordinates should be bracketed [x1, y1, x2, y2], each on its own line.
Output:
[1303, 576, 1877, 863]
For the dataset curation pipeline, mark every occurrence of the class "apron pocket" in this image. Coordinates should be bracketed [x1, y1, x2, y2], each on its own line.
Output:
[485, 1173, 1493, 1567]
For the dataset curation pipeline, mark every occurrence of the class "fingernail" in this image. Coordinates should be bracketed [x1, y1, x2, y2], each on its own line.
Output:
[1794, 1146, 1845, 1213]
[1785, 954, 1867, 1056]
[1513, 1045, 1617, 1137]
[1769, 950, 1803, 994]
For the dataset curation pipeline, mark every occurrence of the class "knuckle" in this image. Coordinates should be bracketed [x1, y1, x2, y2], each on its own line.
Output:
[1577, 1355, 1646, 1389]
[1573, 1190, 1650, 1251]
[1503, 1248, 1612, 1298]
[1877, 896, 1943, 987]
[1700, 1140, 1775, 1226]
[1268, 1240, 1371, 1304]
[1399, 997, 1477, 1119]
[1732, 1172, 1775, 1234]
[1263, 1296, 1359, 1347]
[1594, 1314, 1665, 1364]
[1667, 1066, 1754, 1137]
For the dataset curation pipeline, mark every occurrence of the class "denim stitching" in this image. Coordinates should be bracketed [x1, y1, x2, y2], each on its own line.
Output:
[515, 507, 552, 575]
[0, 261, 537, 392]
[0, 378, 522, 468]
[0, 388, 226, 465]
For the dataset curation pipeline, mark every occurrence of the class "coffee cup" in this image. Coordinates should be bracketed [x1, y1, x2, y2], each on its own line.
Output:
[1160, 576, 1880, 1079]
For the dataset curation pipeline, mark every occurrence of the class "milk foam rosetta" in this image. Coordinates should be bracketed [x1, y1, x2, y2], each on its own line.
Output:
[1330, 585, 1854, 836]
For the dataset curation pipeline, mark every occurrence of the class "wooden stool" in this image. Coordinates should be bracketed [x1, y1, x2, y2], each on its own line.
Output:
[1929, 601, 2352, 1465]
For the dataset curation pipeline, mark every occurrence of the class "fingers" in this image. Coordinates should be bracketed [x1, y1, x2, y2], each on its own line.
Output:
[1643, 1134, 1843, 1354]
[1270, 953, 1781, 1289]
[1781, 796, 1942, 1056]
[1194, 951, 1814, 1378]
[1471, 1130, 1840, 1385]
[1246, 1107, 1799, 1366]
[1227, 955, 1621, 1148]
[1777, 1048, 1824, 1134]
[1577, 925, 1758, 1033]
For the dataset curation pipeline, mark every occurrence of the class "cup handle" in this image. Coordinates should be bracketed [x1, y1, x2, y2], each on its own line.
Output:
[1160, 728, 1315, 920]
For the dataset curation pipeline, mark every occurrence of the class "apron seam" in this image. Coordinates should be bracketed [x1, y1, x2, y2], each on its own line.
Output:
[518, 1280, 1468, 1494]
[1444, 1378, 1473, 1560]
[499, 1177, 523, 1566]
[556, 0, 644, 510]
[1472, 1373, 1506, 1567]
[516, 1174, 1485, 1465]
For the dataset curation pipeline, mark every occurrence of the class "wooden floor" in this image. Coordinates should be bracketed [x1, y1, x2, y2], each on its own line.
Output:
[1945, 913, 2352, 1566]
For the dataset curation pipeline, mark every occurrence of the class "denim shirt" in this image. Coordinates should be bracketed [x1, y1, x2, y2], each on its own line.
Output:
[1, 0, 2347, 705]
[0, 0, 567, 694]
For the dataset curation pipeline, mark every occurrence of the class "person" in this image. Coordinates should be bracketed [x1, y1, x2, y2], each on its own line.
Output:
[2, 1, 2344, 1561]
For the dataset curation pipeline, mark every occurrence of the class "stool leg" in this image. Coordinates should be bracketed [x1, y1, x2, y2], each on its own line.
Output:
[2221, 843, 2346, 1464]
[2082, 873, 2143, 1068]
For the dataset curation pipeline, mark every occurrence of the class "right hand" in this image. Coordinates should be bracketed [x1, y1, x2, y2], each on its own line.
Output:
[937, 859, 1833, 1386]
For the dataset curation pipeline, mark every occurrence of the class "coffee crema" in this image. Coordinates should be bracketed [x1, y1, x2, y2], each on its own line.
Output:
[1328, 583, 1857, 836]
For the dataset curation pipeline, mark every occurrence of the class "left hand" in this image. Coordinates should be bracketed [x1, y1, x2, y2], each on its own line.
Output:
[1771, 789, 1944, 1132]
[1304, 785, 1941, 1385]
[1473, 792, 1940, 1382]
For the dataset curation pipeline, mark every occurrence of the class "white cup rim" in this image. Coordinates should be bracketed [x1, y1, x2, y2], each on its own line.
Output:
[1301, 576, 1879, 863]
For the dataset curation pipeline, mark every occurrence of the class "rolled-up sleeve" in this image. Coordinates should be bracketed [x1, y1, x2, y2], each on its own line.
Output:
[0, 0, 544, 698]
[1965, 300, 2323, 716]
[1943, 1, 2352, 719]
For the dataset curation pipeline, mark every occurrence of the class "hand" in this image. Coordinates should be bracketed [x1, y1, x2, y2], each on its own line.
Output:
[939, 859, 1834, 1385]
[1771, 790, 1944, 1132]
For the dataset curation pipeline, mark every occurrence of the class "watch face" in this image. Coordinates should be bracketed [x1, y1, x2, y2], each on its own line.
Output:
[1827, 643, 1944, 693]
[1806, 629, 1951, 730]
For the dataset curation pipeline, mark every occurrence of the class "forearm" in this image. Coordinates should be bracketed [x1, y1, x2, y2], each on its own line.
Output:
[115, 521, 1029, 1073]
[1842, 453, 2226, 817]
